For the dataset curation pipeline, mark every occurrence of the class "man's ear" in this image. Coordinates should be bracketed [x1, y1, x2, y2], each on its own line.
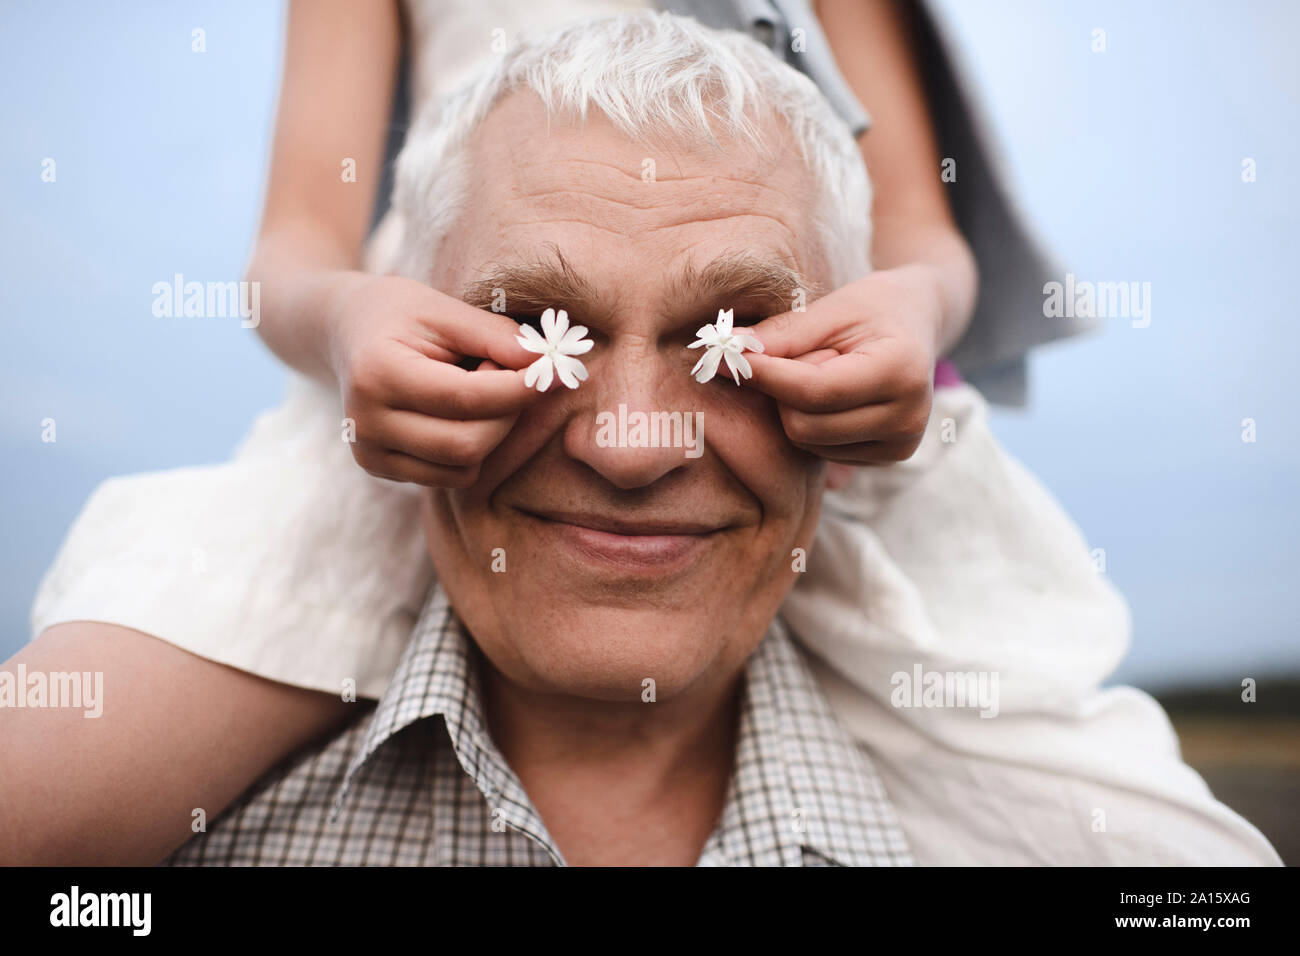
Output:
[826, 463, 855, 490]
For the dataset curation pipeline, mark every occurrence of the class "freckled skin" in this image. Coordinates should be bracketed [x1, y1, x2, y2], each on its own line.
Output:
[424, 88, 832, 704]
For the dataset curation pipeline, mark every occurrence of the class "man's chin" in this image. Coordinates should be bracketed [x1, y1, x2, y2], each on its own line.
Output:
[492, 605, 743, 703]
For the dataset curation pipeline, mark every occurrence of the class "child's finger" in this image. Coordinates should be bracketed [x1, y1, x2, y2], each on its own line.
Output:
[790, 348, 840, 366]
[777, 400, 927, 447]
[744, 350, 897, 412]
[426, 300, 543, 371]
[792, 436, 922, 465]
[365, 450, 482, 489]
[744, 286, 856, 359]
[387, 351, 537, 421]
[374, 408, 519, 468]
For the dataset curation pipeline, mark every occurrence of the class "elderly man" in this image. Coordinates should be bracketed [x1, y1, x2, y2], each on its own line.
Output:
[162, 12, 1277, 868]
[168, 13, 902, 867]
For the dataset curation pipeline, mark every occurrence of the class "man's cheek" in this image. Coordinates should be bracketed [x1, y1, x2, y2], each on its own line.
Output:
[704, 390, 817, 515]
[471, 396, 572, 495]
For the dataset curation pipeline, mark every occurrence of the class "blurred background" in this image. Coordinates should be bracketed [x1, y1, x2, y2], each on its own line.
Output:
[1, 0, 1296, 859]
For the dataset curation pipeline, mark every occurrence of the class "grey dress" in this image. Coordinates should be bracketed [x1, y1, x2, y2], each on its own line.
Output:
[377, 0, 1096, 404]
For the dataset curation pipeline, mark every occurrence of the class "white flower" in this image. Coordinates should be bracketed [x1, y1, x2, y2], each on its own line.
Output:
[516, 308, 594, 392]
[687, 308, 765, 385]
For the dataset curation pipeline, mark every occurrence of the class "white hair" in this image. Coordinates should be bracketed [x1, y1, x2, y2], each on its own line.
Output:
[388, 10, 871, 289]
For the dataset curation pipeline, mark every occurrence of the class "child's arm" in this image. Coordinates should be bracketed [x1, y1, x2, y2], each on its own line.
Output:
[249, 0, 536, 485]
[4, 0, 531, 864]
[819, 0, 979, 349]
[746, 0, 978, 464]
[0, 623, 354, 864]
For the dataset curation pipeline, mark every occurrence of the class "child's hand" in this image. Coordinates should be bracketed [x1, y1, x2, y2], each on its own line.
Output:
[328, 275, 538, 487]
[743, 267, 942, 465]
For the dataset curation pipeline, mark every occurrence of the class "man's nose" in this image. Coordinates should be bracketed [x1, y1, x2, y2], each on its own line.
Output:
[562, 337, 699, 490]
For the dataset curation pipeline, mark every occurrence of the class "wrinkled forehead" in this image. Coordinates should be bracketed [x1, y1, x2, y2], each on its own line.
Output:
[434, 87, 830, 301]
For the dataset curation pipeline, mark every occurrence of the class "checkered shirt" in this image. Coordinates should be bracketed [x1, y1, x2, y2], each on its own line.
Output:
[166, 586, 913, 866]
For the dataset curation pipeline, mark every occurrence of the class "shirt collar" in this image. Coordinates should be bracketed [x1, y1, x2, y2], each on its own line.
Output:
[330, 586, 565, 861]
[698, 614, 912, 866]
[333, 584, 910, 867]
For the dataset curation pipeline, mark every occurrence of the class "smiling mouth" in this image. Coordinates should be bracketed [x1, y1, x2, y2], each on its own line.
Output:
[520, 508, 728, 573]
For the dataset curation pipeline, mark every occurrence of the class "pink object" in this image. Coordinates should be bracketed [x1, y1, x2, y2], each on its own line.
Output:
[933, 359, 963, 389]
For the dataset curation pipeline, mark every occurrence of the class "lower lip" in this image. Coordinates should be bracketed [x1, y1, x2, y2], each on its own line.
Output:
[529, 516, 712, 573]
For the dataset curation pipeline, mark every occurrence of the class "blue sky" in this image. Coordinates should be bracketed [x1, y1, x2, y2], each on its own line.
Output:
[1, 0, 1297, 688]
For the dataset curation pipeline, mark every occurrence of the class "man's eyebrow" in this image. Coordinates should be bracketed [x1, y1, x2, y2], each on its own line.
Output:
[460, 245, 601, 315]
[459, 245, 820, 319]
[667, 251, 820, 316]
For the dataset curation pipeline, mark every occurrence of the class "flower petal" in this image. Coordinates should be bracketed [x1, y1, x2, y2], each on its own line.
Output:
[733, 332, 764, 354]
[715, 308, 733, 336]
[692, 346, 724, 384]
[534, 356, 555, 392]
[517, 324, 548, 353]
[723, 349, 752, 384]
[553, 353, 588, 389]
[558, 324, 591, 352]
[540, 308, 559, 341]
[523, 355, 547, 391]
[550, 308, 570, 342]
[722, 350, 740, 385]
